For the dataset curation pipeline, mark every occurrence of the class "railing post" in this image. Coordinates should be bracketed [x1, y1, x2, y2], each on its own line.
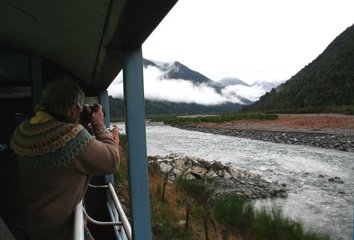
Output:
[99, 90, 115, 184]
[123, 46, 152, 239]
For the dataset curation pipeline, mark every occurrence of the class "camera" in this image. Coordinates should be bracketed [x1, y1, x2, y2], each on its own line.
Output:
[79, 103, 99, 127]
[87, 104, 99, 113]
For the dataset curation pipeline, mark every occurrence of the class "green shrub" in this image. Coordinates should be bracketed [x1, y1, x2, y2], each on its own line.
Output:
[212, 194, 330, 240]
[213, 194, 250, 228]
[176, 178, 212, 205]
[150, 197, 192, 239]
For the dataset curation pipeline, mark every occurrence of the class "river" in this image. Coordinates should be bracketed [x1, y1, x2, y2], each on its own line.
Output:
[116, 123, 354, 240]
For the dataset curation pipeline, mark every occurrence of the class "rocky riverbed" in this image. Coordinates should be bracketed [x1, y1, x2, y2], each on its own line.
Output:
[176, 114, 354, 152]
[148, 153, 288, 200]
[180, 126, 354, 152]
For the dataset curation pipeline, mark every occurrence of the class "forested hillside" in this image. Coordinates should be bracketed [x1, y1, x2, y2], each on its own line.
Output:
[245, 24, 354, 114]
[109, 97, 242, 119]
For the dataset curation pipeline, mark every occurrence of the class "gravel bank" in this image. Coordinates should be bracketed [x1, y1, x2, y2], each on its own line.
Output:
[180, 126, 354, 152]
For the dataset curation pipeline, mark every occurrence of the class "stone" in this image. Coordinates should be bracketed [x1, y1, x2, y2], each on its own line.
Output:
[189, 166, 207, 178]
[197, 159, 211, 168]
[172, 168, 183, 178]
[217, 170, 224, 177]
[210, 161, 224, 171]
[160, 162, 173, 173]
[334, 176, 344, 183]
[174, 159, 185, 169]
[205, 171, 218, 178]
[223, 171, 233, 179]
[229, 169, 242, 178]
[185, 173, 196, 180]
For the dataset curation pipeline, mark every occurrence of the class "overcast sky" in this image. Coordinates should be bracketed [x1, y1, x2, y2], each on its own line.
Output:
[142, 0, 354, 84]
[108, 0, 354, 104]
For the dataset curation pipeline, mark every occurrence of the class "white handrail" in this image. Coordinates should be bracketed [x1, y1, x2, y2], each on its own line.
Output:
[73, 201, 84, 240]
[86, 183, 132, 240]
[83, 207, 122, 226]
[88, 184, 108, 188]
[108, 183, 132, 240]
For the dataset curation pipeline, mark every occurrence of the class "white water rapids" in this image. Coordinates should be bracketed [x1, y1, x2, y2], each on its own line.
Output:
[116, 123, 354, 240]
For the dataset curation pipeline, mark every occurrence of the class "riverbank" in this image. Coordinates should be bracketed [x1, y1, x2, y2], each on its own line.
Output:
[141, 122, 353, 240]
[180, 114, 354, 152]
[144, 153, 331, 240]
[149, 153, 288, 200]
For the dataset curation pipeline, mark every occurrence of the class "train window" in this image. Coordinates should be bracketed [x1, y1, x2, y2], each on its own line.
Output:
[0, 49, 32, 143]
[0, 49, 29, 81]
[0, 86, 31, 98]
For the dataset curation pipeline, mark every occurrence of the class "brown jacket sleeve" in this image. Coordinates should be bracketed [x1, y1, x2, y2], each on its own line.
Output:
[72, 127, 120, 175]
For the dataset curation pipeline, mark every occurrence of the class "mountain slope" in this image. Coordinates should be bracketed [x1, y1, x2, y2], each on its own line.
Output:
[141, 59, 279, 104]
[245, 24, 354, 112]
[108, 59, 284, 117]
[142, 59, 224, 91]
[219, 77, 250, 87]
[109, 97, 243, 118]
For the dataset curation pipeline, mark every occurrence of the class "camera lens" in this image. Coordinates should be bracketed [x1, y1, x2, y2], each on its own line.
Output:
[89, 104, 98, 113]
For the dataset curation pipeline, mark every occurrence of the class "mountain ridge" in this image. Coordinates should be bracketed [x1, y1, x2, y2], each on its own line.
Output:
[109, 97, 243, 118]
[245, 24, 354, 114]
[108, 22, 354, 118]
[143, 59, 225, 91]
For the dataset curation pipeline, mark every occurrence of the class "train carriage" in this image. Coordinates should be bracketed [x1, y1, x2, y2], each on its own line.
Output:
[0, 0, 178, 239]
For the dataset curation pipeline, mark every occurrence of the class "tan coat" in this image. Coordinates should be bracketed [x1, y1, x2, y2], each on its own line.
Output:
[11, 114, 119, 240]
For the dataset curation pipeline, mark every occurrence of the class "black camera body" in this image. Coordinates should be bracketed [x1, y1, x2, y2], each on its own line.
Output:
[87, 104, 98, 113]
[80, 104, 98, 127]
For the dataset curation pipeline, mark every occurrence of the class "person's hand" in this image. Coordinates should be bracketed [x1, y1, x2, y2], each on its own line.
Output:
[90, 104, 105, 126]
[111, 125, 120, 145]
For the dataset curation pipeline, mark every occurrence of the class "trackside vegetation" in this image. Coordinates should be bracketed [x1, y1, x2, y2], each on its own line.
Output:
[213, 194, 330, 240]
[149, 112, 279, 127]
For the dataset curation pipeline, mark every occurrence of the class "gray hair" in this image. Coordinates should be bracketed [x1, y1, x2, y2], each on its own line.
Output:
[36, 76, 85, 116]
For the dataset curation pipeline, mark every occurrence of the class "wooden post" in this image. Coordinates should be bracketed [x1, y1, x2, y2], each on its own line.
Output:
[185, 203, 190, 230]
[204, 218, 209, 240]
[222, 228, 229, 240]
[161, 182, 167, 203]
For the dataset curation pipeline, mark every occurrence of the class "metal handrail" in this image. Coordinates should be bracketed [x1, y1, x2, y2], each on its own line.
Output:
[108, 183, 132, 240]
[83, 207, 122, 226]
[73, 201, 84, 240]
[87, 183, 132, 240]
[88, 183, 108, 188]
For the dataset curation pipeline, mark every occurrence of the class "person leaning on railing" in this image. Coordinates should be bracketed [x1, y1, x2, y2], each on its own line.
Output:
[10, 76, 120, 240]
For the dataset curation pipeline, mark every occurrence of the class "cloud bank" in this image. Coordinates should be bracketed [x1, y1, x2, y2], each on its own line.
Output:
[108, 65, 277, 105]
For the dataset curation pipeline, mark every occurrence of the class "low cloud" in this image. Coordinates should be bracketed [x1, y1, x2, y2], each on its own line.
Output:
[108, 65, 270, 105]
[222, 85, 267, 102]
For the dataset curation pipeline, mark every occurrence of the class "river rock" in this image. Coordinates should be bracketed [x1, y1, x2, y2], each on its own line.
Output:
[189, 166, 208, 178]
[328, 176, 344, 184]
[160, 162, 173, 173]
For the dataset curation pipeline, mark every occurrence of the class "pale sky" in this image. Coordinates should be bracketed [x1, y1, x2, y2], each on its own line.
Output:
[108, 0, 354, 104]
[142, 0, 354, 84]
